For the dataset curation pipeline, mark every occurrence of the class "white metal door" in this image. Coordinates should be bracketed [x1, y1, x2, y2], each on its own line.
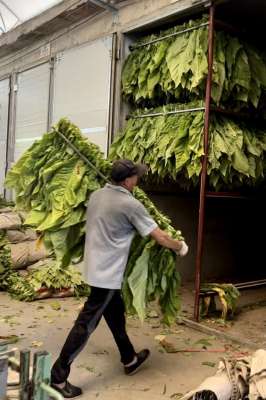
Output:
[52, 36, 113, 155]
[0, 78, 9, 195]
[15, 63, 50, 161]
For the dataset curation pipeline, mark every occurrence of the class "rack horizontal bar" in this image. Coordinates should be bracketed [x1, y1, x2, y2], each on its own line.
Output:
[200, 279, 266, 297]
[205, 191, 249, 199]
[128, 106, 205, 119]
[130, 22, 209, 50]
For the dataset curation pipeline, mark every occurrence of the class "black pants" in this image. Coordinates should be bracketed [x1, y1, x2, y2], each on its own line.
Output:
[51, 287, 136, 384]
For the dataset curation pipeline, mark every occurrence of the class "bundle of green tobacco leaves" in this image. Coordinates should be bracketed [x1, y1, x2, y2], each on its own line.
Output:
[3, 262, 90, 301]
[0, 230, 12, 286]
[200, 283, 240, 320]
[5, 118, 183, 324]
[122, 16, 266, 110]
[6, 118, 110, 266]
[110, 103, 266, 190]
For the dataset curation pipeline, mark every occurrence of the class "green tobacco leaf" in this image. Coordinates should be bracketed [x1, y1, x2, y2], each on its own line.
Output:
[50, 301, 61, 311]
[170, 393, 184, 399]
[128, 243, 151, 321]
[193, 338, 213, 348]
[202, 361, 216, 368]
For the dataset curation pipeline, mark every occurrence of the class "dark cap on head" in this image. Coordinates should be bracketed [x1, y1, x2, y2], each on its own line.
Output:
[111, 159, 147, 183]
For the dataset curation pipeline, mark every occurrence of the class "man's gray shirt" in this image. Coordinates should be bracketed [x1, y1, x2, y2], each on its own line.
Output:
[84, 183, 158, 289]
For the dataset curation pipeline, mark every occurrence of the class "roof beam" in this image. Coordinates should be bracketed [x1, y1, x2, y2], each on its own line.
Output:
[87, 0, 118, 13]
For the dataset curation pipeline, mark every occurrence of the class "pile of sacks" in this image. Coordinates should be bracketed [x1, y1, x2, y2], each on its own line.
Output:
[0, 204, 51, 299]
[0, 206, 48, 272]
[0, 202, 86, 301]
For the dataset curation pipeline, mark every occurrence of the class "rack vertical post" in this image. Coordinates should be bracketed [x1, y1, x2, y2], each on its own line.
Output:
[194, 3, 215, 321]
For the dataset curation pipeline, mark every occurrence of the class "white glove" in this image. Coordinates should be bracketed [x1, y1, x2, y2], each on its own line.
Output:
[176, 241, 189, 257]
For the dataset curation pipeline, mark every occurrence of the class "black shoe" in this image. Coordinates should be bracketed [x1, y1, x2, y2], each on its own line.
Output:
[124, 349, 150, 376]
[51, 381, 82, 398]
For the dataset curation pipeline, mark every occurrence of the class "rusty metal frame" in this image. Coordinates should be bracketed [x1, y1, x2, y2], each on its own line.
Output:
[194, 3, 215, 321]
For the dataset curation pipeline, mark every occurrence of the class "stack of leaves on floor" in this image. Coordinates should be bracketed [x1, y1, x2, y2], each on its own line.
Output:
[110, 103, 266, 190]
[122, 15, 266, 111]
[0, 230, 12, 288]
[200, 283, 240, 320]
[4, 118, 183, 324]
[3, 260, 89, 301]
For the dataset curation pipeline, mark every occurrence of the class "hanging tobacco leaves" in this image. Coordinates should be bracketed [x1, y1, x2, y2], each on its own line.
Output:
[4, 118, 183, 324]
[110, 103, 266, 190]
[122, 16, 266, 110]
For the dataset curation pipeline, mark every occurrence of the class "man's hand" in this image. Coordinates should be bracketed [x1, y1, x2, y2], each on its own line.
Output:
[176, 241, 188, 257]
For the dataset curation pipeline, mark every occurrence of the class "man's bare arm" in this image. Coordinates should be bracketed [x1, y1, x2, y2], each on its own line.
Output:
[150, 227, 186, 253]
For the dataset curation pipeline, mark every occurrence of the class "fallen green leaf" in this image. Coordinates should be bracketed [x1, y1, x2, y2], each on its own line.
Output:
[193, 338, 213, 348]
[202, 361, 216, 367]
[31, 341, 43, 348]
[50, 301, 61, 311]
[0, 335, 20, 344]
[170, 393, 183, 399]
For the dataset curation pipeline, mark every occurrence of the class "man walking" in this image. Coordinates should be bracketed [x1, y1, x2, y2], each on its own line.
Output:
[51, 159, 188, 398]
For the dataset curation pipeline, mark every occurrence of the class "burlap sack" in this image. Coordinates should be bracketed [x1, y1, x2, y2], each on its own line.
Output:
[6, 229, 37, 244]
[17, 211, 28, 223]
[10, 240, 49, 269]
[0, 207, 13, 213]
[0, 213, 21, 230]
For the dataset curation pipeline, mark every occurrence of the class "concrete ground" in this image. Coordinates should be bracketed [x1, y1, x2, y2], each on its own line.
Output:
[0, 292, 252, 400]
[181, 285, 266, 347]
